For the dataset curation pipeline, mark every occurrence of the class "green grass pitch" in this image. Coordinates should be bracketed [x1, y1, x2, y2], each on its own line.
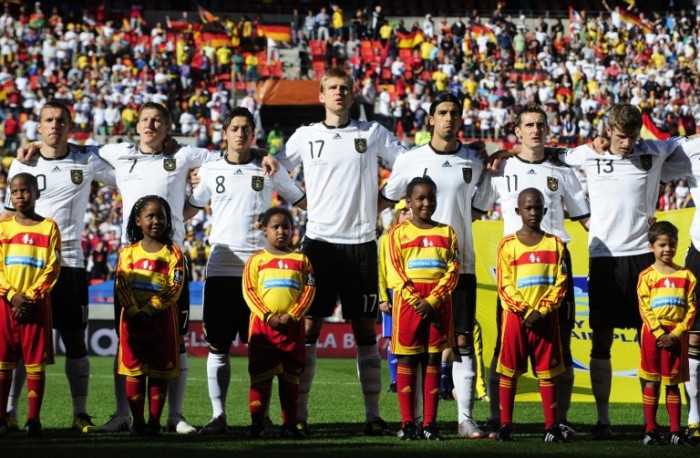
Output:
[1, 356, 698, 457]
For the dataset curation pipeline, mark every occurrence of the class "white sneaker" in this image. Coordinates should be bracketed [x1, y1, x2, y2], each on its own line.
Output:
[199, 415, 227, 435]
[457, 418, 485, 438]
[167, 414, 197, 434]
[99, 414, 132, 432]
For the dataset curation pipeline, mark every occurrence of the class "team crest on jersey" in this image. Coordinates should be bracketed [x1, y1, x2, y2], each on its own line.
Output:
[251, 176, 264, 191]
[355, 138, 367, 153]
[307, 272, 316, 286]
[163, 158, 176, 171]
[639, 154, 652, 171]
[70, 169, 83, 184]
[462, 167, 472, 183]
[547, 176, 558, 191]
[174, 269, 183, 284]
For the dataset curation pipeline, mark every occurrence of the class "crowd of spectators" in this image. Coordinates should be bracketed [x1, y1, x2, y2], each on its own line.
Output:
[0, 2, 696, 279]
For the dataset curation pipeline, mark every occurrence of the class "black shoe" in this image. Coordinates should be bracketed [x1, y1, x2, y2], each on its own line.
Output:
[130, 423, 147, 437]
[247, 422, 265, 439]
[558, 420, 577, 441]
[590, 422, 612, 440]
[0, 419, 8, 436]
[643, 428, 668, 446]
[496, 423, 514, 441]
[397, 422, 419, 441]
[280, 423, 307, 440]
[544, 425, 567, 443]
[295, 419, 310, 437]
[421, 423, 444, 441]
[25, 418, 43, 436]
[670, 431, 689, 446]
[484, 418, 500, 439]
[387, 381, 397, 393]
[364, 416, 392, 436]
[145, 421, 164, 437]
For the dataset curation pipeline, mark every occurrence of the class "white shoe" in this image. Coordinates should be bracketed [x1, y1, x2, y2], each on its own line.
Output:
[199, 415, 227, 435]
[99, 414, 132, 432]
[457, 418, 485, 438]
[167, 414, 197, 434]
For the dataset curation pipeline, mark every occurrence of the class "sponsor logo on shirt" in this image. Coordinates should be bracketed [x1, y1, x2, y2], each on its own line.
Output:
[263, 278, 301, 290]
[407, 259, 447, 269]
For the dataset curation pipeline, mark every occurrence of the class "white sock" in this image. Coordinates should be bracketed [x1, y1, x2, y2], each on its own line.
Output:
[357, 343, 382, 420]
[686, 358, 700, 425]
[488, 355, 500, 421]
[168, 352, 189, 420]
[66, 355, 90, 416]
[113, 355, 130, 417]
[206, 352, 230, 419]
[297, 344, 316, 421]
[590, 357, 612, 425]
[7, 363, 25, 416]
[453, 350, 476, 421]
[556, 365, 574, 422]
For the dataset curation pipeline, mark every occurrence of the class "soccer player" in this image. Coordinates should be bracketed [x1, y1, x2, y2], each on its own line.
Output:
[637, 221, 696, 446]
[0, 173, 61, 436]
[276, 67, 405, 435]
[185, 107, 305, 435]
[560, 104, 691, 439]
[472, 103, 590, 439]
[243, 207, 315, 440]
[379, 92, 486, 438]
[388, 176, 459, 441]
[3, 101, 115, 433]
[495, 188, 567, 443]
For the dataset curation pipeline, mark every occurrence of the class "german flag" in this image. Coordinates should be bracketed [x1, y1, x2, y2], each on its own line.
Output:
[640, 112, 670, 140]
[259, 24, 292, 42]
[197, 4, 219, 24]
[395, 30, 425, 49]
[619, 10, 651, 34]
[471, 25, 496, 43]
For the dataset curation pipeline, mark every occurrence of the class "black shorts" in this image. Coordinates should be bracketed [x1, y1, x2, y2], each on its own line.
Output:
[202, 276, 249, 351]
[685, 244, 700, 333]
[51, 267, 89, 331]
[588, 253, 654, 330]
[559, 245, 576, 329]
[301, 238, 379, 320]
[452, 274, 477, 334]
[113, 274, 191, 336]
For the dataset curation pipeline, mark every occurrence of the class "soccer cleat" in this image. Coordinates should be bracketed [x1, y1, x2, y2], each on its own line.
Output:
[387, 381, 397, 393]
[643, 428, 667, 446]
[364, 415, 392, 436]
[484, 418, 500, 439]
[396, 422, 419, 441]
[130, 423, 147, 437]
[543, 425, 568, 443]
[262, 416, 279, 438]
[25, 418, 43, 436]
[166, 414, 197, 434]
[457, 417, 485, 438]
[421, 423, 445, 441]
[280, 423, 307, 440]
[247, 422, 265, 439]
[496, 423, 514, 442]
[0, 419, 7, 436]
[669, 431, 689, 445]
[199, 415, 227, 435]
[558, 420, 576, 441]
[295, 420, 310, 436]
[589, 422, 612, 440]
[687, 424, 700, 445]
[100, 413, 132, 432]
[146, 421, 165, 437]
[72, 413, 99, 433]
[7, 414, 18, 432]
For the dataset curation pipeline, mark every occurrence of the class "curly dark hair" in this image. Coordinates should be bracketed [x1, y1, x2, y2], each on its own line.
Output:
[257, 206, 293, 229]
[125, 195, 175, 246]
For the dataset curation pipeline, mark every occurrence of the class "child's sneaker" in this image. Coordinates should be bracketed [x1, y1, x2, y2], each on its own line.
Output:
[643, 428, 667, 446]
[295, 419, 310, 436]
[25, 418, 43, 436]
[669, 430, 689, 445]
[280, 423, 307, 440]
[396, 422, 419, 441]
[543, 425, 567, 443]
[421, 423, 444, 441]
[496, 423, 514, 442]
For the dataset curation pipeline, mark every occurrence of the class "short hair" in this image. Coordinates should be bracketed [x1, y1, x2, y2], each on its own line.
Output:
[40, 100, 73, 124]
[648, 221, 678, 244]
[517, 187, 545, 206]
[257, 206, 293, 229]
[138, 102, 171, 125]
[406, 175, 437, 198]
[125, 195, 174, 246]
[515, 103, 547, 128]
[320, 67, 354, 93]
[608, 104, 642, 133]
[222, 107, 256, 130]
[429, 92, 462, 116]
[10, 172, 39, 192]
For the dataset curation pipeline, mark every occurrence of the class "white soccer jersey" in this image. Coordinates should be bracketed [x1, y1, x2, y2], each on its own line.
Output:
[563, 140, 678, 257]
[188, 157, 304, 277]
[380, 142, 483, 274]
[666, 137, 700, 250]
[93, 143, 216, 246]
[278, 120, 404, 244]
[472, 155, 590, 243]
[5, 147, 116, 268]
